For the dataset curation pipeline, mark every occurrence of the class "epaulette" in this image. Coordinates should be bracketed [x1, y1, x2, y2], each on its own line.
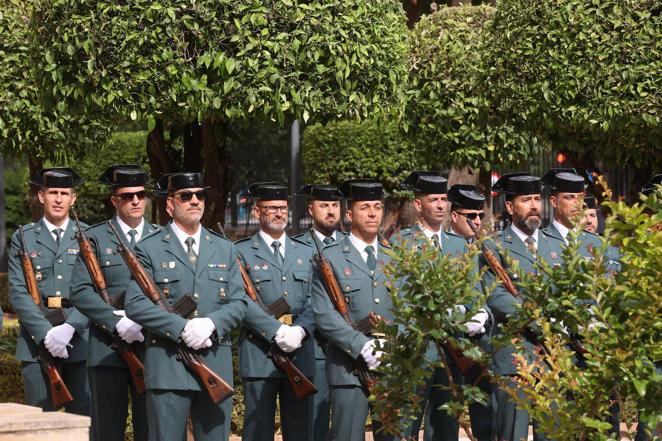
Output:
[20, 222, 38, 232]
[141, 228, 161, 242]
[234, 236, 252, 245]
[444, 229, 463, 239]
[206, 228, 228, 240]
[291, 234, 313, 247]
[86, 221, 108, 231]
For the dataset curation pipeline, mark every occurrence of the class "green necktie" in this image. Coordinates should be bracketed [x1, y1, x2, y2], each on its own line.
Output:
[323, 236, 334, 246]
[185, 237, 197, 266]
[525, 236, 537, 254]
[53, 228, 63, 247]
[431, 234, 440, 249]
[272, 241, 284, 266]
[128, 229, 137, 249]
[365, 245, 377, 271]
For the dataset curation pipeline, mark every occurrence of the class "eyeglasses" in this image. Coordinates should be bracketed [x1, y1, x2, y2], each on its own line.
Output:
[258, 205, 288, 214]
[174, 190, 208, 202]
[456, 211, 485, 220]
[116, 191, 146, 201]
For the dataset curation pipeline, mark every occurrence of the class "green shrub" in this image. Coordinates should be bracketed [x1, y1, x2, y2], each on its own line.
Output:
[0, 319, 23, 403]
[0, 273, 10, 315]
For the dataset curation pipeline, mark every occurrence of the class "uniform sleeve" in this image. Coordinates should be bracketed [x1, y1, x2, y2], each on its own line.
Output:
[292, 260, 316, 335]
[206, 245, 248, 337]
[124, 243, 187, 343]
[236, 250, 282, 342]
[480, 240, 522, 322]
[69, 236, 121, 334]
[8, 231, 52, 344]
[311, 259, 369, 359]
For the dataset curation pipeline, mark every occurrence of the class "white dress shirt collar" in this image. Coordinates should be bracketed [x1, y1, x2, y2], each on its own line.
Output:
[170, 221, 201, 255]
[116, 216, 145, 243]
[510, 223, 538, 246]
[259, 230, 286, 258]
[348, 232, 379, 263]
[419, 223, 442, 245]
[313, 228, 337, 244]
[42, 217, 69, 242]
[552, 219, 570, 244]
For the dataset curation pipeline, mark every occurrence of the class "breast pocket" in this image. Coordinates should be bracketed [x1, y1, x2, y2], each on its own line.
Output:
[32, 257, 54, 286]
[338, 278, 363, 313]
[208, 269, 230, 303]
[153, 270, 181, 301]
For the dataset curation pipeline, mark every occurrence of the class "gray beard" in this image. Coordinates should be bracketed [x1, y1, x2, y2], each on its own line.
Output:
[515, 216, 541, 235]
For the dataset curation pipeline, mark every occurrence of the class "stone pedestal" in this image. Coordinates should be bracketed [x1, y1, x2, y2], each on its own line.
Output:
[0, 403, 90, 441]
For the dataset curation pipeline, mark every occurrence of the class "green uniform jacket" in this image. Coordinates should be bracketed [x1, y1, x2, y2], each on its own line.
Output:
[234, 233, 316, 378]
[9, 219, 89, 363]
[481, 225, 565, 375]
[124, 223, 248, 391]
[542, 223, 621, 272]
[311, 235, 395, 387]
[69, 217, 158, 367]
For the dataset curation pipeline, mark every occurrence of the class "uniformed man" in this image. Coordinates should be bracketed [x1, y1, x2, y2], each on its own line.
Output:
[124, 172, 247, 441]
[9, 167, 90, 414]
[294, 183, 344, 441]
[447, 184, 493, 441]
[311, 178, 398, 441]
[641, 174, 661, 197]
[234, 182, 315, 441]
[484, 172, 565, 441]
[69, 165, 156, 441]
[581, 195, 598, 234]
[394, 174, 489, 441]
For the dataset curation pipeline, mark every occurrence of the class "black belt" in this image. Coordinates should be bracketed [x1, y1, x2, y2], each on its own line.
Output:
[46, 296, 73, 309]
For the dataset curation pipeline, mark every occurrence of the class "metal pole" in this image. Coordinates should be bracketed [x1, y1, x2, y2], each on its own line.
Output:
[290, 120, 301, 235]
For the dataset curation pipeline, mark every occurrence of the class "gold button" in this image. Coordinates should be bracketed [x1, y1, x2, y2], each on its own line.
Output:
[374, 298, 380, 304]
[57, 259, 63, 263]
[219, 277, 224, 281]
[345, 286, 350, 291]
[283, 291, 288, 297]
[105, 261, 110, 266]
[193, 293, 199, 299]
[36, 265, 41, 270]
[55, 291, 61, 296]
[56, 275, 63, 280]
[282, 276, 287, 281]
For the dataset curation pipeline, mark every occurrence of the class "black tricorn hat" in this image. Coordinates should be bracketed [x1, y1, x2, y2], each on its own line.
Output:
[492, 172, 542, 196]
[155, 172, 207, 196]
[642, 174, 662, 196]
[29, 167, 83, 188]
[297, 184, 342, 201]
[542, 169, 586, 193]
[583, 194, 597, 209]
[248, 182, 289, 200]
[99, 164, 147, 188]
[448, 184, 485, 210]
[401, 171, 447, 194]
[339, 178, 383, 201]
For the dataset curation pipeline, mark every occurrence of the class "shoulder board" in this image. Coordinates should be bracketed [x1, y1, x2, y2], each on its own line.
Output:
[85, 221, 108, 231]
[141, 228, 161, 241]
[292, 231, 307, 240]
[444, 230, 463, 239]
[149, 223, 161, 230]
[20, 222, 38, 232]
[582, 230, 599, 238]
[291, 234, 313, 247]
[206, 228, 230, 241]
[234, 236, 252, 245]
[540, 229, 561, 240]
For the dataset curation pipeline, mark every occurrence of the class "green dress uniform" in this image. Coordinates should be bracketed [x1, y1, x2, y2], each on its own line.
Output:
[234, 232, 316, 441]
[311, 233, 399, 441]
[124, 223, 247, 441]
[394, 224, 491, 441]
[9, 218, 90, 414]
[69, 217, 157, 441]
[481, 224, 565, 441]
[293, 228, 342, 441]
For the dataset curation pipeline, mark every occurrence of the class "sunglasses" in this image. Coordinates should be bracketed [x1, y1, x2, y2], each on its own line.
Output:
[174, 190, 208, 202]
[456, 211, 485, 220]
[116, 191, 146, 201]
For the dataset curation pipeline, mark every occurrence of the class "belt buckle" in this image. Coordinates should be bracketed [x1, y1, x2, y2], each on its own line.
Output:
[278, 314, 293, 325]
[371, 332, 386, 338]
[47, 296, 62, 309]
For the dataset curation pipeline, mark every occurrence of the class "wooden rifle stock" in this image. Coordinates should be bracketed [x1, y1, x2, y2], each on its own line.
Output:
[72, 211, 145, 394]
[237, 258, 317, 400]
[18, 226, 74, 409]
[108, 221, 233, 404]
[310, 230, 375, 395]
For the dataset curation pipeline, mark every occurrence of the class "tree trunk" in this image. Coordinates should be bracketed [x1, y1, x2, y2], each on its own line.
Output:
[28, 153, 43, 222]
[146, 119, 171, 225]
[200, 119, 233, 230]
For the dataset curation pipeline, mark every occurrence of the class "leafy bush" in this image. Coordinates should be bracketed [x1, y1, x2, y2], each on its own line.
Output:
[0, 273, 10, 314]
[0, 319, 22, 403]
[484, 0, 662, 167]
[405, 5, 548, 170]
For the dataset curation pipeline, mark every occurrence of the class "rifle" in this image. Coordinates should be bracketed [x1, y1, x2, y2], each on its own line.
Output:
[17, 226, 74, 409]
[310, 230, 376, 395]
[237, 258, 317, 399]
[72, 209, 146, 394]
[107, 221, 233, 404]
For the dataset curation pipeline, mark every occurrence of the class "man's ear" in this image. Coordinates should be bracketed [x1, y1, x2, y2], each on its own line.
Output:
[37, 190, 45, 204]
[505, 200, 514, 216]
[549, 195, 558, 209]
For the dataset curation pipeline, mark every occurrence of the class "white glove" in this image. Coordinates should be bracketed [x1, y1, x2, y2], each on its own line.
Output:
[360, 338, 386, 370]
[44, 323, 76, 359]
[274, 325, 307, 353]
[446, 304, 466, 317]
[465, 309, 489, 336]
[113, 310, 145, 343]
[181, 318, 216, 350]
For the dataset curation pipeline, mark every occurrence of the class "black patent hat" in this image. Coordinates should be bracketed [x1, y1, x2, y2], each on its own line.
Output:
[542, 169, 586, 193]
[583, 194, 597, 209]
[401, 171, 447, 194]
[248, 182, 289, 200]
[155, 172, 207, 196]
[448, 184, 485, 210]
[99, 164, 147, 188]
[297, 184, 342, 201]
[642, 174, 662, 196]
[29, 167, 83, 188]
[339, 178, 383, 201]
[492, 172, 542, 196]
